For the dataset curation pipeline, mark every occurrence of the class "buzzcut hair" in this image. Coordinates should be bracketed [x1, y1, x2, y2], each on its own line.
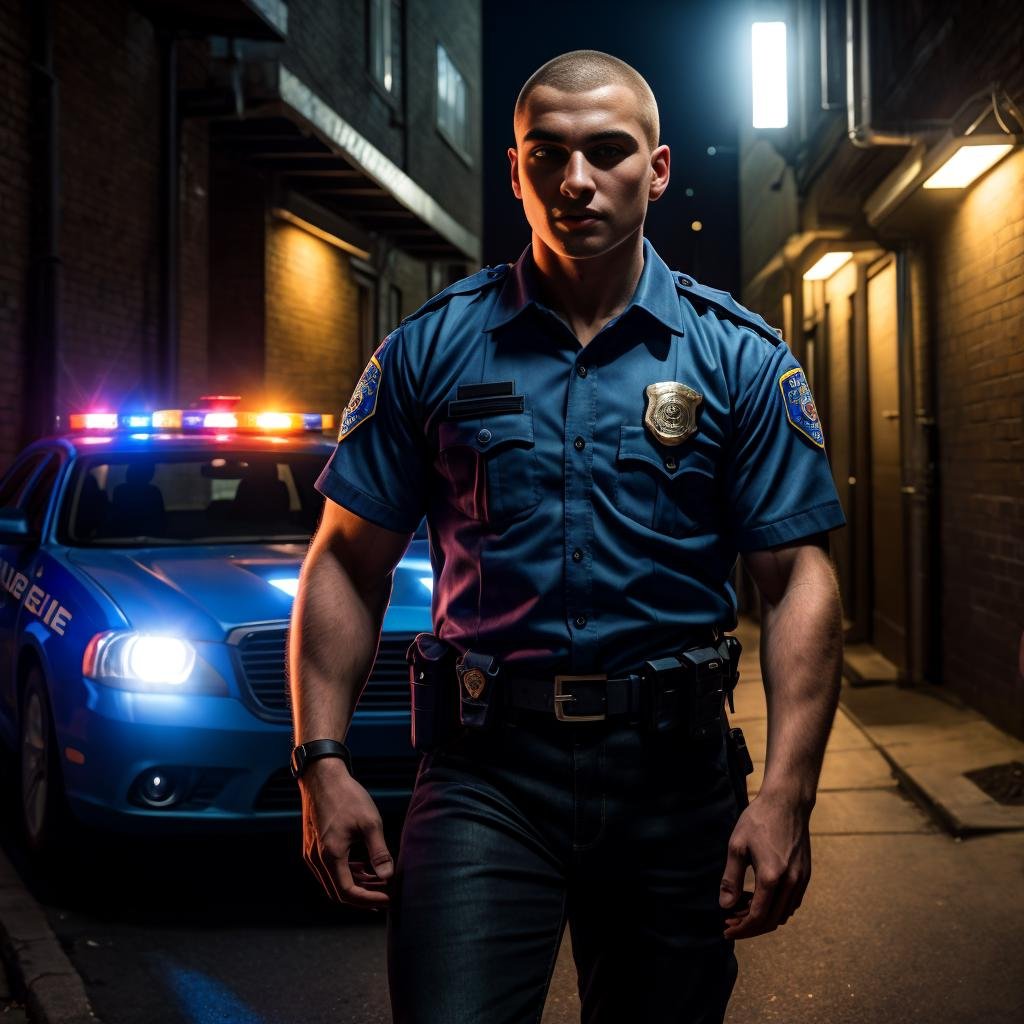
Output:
[514, 50, 660, 151]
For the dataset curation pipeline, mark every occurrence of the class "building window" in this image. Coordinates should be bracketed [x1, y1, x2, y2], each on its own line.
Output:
[436, 42, 470, 161]
[369, 0, 402, 97]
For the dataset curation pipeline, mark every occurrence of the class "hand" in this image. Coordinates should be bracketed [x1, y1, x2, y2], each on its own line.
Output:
[299, 758, 394, 910]
[718, 789, 811, 939]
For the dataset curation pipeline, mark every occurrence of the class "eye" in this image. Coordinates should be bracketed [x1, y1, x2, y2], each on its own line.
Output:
[591, 145, 623, 160]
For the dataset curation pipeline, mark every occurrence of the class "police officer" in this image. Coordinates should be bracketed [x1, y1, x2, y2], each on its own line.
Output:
[289, 49, 845, 1024]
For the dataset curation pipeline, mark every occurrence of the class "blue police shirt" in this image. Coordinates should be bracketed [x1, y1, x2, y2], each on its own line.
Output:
[316, 237, 845, 675]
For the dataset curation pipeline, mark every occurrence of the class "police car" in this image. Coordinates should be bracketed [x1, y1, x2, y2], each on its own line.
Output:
[0, 399, 430, 849]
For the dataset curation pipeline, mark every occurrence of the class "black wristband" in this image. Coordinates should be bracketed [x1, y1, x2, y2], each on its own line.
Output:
[290, 739, 353, 780]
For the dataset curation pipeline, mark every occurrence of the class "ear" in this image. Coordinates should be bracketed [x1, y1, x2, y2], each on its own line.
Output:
[508, 147, 522, 201]
[648, 144, 671, 203]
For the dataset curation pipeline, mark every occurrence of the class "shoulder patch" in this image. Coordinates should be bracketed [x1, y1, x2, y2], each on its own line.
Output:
[338, 334, 392, 440]
[400, 264, 510, 325]
[779, 368, 825, 448]
[674, 273, 782, 345]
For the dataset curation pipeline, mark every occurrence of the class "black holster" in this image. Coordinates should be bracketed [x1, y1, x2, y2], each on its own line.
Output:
[725, 726, 754, 811]
[406, 633, 459, 753]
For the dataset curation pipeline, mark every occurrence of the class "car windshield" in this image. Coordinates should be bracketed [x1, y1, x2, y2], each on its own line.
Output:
[61, 451, 329, 546]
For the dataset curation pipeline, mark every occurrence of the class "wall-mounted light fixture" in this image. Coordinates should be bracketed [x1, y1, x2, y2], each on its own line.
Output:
[271, 207, 372, 260]
[865, 88, 1022, 226]
[921, 138, 1016, 189]
[803, 252, 853, 281]
[751, 21, 788, 129]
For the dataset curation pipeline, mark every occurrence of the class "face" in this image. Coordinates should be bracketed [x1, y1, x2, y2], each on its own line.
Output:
[509, 83, 670, 261]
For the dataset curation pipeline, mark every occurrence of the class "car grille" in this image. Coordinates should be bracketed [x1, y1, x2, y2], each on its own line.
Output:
[254, 757, 420, 812]
[236, 628, 412, 715]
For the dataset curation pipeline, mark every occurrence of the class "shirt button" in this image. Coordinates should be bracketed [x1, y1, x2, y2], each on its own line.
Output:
[573, 436, 585, 451]
[477, 428, 491, 444]
[664, 456, 677, 471]
[574, 615, 587, 628]
[576, 364, 588, 378]
[572, 548, 583, 562]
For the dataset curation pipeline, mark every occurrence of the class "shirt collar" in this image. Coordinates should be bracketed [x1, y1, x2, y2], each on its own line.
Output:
[482, 236, 684, 336]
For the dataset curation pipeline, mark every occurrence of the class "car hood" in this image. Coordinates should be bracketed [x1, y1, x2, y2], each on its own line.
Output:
[66, 540, 434, 641]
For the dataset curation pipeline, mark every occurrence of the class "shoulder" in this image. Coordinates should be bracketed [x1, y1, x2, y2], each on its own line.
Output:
[673, 272, 782, 347]
[399, 263, 511, 327]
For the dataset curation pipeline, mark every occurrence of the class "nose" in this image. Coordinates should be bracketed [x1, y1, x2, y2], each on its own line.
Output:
[560, 151, 595, 200]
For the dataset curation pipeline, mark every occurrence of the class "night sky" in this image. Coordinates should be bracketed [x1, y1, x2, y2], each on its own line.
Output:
[481, 0, 746, 293]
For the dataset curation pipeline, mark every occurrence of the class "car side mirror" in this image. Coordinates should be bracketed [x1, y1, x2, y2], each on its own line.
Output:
[0, 508, 33, 544]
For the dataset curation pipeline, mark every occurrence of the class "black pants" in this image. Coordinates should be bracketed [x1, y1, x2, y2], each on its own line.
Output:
[387, 713, 742, 1024]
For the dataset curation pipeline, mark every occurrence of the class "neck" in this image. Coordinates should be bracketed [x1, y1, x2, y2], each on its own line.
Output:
[530, 229, 645, 329]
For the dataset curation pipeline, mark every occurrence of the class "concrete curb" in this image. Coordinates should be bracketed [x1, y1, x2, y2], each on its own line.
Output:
[0, 847, 101, 1024]
[839, 683, 1024, 838]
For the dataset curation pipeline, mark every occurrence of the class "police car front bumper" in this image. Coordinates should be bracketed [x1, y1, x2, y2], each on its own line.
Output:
[60, 681, 417, 834]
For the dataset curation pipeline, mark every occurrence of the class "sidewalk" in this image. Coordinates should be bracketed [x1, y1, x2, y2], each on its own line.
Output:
[731, 619, 1024, 836]
[729, 618, 1024, 835]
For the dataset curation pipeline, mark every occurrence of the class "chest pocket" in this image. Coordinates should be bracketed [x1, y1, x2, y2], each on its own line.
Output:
[613, 425, 717, 538]
[435, 411, 540, 524]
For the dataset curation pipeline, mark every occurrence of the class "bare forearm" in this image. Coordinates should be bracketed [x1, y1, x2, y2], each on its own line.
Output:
[288, 541, 391, 744]
[758, 555, 843, 812]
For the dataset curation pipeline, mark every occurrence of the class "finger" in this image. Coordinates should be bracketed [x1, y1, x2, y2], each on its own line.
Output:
[361, 817, 395, 881]
[718, 836, 748, 911]
[325, 843, 391, 910]
[725, 870, 782, 939]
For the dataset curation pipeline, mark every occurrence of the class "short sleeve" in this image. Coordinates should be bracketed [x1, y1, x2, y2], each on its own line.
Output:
[315, 327, 427, 533]
[725, 340, 846, 551]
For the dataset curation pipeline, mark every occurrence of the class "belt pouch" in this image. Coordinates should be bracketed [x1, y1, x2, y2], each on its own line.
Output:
[455, 650, 500, 730]
[407, 633, 457, 753]
[641, 656, 686, 733]
[679, 645, 727, 740]
[725, 726, 754, 811]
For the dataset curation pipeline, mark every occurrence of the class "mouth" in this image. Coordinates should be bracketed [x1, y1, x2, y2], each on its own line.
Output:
[554, 211, 604, 228]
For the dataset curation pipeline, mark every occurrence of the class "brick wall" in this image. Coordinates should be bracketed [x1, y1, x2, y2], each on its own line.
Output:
[933, 146, 1024, 738]
[264, 220, 363, 416]
[56, 0, 160, 414]
[280, 0, 482, 239]
[0, 0, 31, 466]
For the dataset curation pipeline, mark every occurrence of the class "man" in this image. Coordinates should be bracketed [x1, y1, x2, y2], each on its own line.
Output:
[289, 49, 845, 1024]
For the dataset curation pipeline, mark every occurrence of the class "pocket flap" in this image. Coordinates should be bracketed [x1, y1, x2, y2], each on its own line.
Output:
[438, 410, 535, 454]
[617, 424, 714, 479]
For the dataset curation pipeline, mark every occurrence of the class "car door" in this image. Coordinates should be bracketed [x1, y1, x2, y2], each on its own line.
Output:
[0, 451, 60, 744]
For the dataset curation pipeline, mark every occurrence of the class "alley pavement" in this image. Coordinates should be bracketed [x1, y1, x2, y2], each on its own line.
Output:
[1, 618, 1023, 1024]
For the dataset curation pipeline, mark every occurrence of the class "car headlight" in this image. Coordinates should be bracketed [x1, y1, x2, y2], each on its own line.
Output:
[83, 631, 225, 693]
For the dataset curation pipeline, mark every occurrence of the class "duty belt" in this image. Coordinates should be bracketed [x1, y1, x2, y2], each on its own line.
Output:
[456, 632, 740, 738]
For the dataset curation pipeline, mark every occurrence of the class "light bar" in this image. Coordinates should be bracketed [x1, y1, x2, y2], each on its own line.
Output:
[70, 413, 118, 431]
[751, 22, 788, 129]
[922, 143, 1014, 189]
[803, 251, 853, 281]
[69, 404, 335, 435]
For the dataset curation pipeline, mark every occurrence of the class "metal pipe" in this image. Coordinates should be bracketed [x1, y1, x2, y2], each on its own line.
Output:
[26, 0, 60, 442]
[846, 0, 916, 147]
[158, 28, 179, 405]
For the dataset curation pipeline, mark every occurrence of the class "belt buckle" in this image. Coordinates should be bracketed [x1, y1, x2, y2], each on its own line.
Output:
[553, 674, 608, 722]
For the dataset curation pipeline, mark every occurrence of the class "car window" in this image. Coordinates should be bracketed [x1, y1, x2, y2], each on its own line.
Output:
[61, 451, 328, 546]
[0, 453, 47, 509]
[23, 456, 61, 534]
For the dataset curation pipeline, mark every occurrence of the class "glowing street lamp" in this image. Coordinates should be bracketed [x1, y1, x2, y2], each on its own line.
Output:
[751, 22, 788, 129]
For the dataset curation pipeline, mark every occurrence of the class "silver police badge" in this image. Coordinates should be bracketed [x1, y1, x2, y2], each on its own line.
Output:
[643, 382, 702, 446]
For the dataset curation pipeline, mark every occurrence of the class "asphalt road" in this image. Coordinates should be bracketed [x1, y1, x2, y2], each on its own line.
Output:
[2, 731, 1023, 1024]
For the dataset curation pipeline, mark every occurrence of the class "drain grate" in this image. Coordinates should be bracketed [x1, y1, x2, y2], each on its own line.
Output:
[963, 761, 1024, 805]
